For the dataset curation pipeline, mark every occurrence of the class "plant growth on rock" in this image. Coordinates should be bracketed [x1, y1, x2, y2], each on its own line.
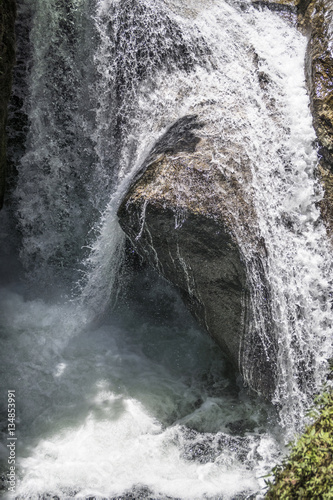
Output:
[265, 388, 333, 498]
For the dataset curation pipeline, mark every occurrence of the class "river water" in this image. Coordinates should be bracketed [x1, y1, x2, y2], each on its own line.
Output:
[0, 0, 332, 498]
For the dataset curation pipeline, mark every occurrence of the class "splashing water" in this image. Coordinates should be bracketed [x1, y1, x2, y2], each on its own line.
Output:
[0, 0, 332, 498]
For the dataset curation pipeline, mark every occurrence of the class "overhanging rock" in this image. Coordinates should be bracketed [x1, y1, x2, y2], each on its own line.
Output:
[118, 115, 277, 397]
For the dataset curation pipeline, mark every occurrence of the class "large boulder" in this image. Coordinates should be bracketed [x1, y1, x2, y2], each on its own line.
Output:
[0, 0, 16, 208]
[118, 115, 276, 397]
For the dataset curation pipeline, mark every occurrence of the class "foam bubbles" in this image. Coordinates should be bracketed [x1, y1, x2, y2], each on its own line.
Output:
[0, 282, 279, 499]
[3, 0, 333, 498]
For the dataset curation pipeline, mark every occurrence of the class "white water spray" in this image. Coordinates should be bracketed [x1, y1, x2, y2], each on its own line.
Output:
[1, 0, 332, 498]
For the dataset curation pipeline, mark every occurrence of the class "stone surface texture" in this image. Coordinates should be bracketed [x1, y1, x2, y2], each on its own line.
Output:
[118, 116, 276, 397]
[300, 0, 333, 237]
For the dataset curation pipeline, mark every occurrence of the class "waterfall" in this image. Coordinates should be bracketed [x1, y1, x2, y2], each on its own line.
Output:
[1, 0, 332, 498]
[234, 9, 333, 431]
[242, 12, 333, 429]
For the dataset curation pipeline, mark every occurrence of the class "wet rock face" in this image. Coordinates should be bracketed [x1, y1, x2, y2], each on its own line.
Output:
[0, 0, 16, 208]
[118, 116, 276, 397]
[120, 203, 248, 368]
[248, 0, 333, 168]
[251, 0, 333, 236]
[300, 0, 333, 236]
[301, 0, 333, 169]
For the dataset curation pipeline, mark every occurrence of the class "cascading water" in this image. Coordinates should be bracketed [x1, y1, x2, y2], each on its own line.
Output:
[0, 0, 332, 498]
[239, 12, 333, 431]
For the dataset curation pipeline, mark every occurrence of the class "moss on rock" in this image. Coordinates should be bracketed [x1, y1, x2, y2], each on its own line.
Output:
[265, 388, 333, 498]
[318, 164, 333, 244]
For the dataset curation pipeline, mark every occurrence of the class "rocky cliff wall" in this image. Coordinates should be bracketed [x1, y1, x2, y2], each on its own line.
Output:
[298, 0, 333, 237]
[265, 0, 333, 236]
[0, 0, 16, 208]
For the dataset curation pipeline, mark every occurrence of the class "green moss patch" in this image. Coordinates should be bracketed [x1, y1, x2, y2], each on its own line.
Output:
[265, 389, 333, 499]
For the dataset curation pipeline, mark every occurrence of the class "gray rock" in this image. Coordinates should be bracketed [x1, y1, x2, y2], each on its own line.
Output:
[118, 116, 276, 397]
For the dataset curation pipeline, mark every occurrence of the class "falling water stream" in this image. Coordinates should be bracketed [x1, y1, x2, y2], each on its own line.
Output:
[0, 0, 332, 498]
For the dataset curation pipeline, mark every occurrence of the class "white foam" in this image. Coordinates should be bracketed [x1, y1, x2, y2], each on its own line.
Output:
[3, 0, 333, 498]
[0, 286, 279, 499]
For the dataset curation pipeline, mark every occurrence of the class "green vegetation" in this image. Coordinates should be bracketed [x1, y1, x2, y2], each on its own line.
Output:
[265, 388, 333, 499]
